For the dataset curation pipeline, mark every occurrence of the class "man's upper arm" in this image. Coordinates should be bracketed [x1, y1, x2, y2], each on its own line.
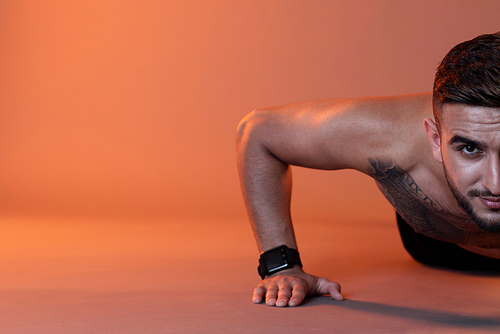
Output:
[238, 94, 429, 174]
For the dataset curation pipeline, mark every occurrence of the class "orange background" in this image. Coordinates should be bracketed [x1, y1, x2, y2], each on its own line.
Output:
[1, 0, 500, 225]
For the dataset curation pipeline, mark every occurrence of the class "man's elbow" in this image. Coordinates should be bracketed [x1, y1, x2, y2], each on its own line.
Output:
[236, 109, 270, 148]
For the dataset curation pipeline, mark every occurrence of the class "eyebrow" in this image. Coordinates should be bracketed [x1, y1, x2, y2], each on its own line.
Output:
[448, 135, 487, 148]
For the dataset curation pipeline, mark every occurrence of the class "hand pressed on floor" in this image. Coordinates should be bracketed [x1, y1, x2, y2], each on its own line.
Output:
[252, 267, 343, 307]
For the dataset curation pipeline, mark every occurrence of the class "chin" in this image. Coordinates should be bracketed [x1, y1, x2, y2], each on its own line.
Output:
[453, 194, 500, 233]
[468, 211, 500, 233]
[443, 165, 500, 233]
[457, 194, 500, 232]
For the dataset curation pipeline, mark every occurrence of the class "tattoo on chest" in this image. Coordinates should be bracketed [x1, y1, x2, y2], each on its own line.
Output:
[367, 158, 495, 246]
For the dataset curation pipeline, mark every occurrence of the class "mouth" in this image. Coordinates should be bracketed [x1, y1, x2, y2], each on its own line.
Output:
[478, 196, 500, 209]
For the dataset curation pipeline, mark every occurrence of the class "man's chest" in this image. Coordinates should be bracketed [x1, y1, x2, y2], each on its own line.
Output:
[368, 158, 500, 250]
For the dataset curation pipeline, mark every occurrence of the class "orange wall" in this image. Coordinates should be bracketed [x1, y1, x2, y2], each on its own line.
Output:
[1, 1, 500, 223]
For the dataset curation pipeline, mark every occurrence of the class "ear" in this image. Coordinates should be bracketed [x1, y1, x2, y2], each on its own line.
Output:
[424, 118, 443, 163]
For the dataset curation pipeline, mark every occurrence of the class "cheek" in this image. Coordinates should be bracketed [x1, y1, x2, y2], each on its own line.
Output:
[454, 167, 478, 190]
[444, 155, 482, 189]
[459, 168, 484, 192]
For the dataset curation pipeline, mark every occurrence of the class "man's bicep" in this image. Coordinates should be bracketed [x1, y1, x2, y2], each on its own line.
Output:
[253, 98, 395, 173]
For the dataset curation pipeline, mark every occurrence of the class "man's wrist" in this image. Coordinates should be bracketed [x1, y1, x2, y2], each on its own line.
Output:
[263, 265, 304, 279]
[257, 245, 303, 279]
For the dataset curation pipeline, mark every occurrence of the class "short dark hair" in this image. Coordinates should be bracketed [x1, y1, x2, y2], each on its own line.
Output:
[433, 32, 500, 130]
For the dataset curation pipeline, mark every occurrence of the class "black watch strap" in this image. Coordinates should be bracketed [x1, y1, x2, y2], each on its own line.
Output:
[257, 245, 302, 279]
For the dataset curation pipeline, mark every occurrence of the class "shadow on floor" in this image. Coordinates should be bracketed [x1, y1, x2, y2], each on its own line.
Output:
[301, 297, 500, 328]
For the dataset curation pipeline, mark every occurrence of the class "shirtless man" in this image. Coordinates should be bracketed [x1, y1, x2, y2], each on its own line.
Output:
[236, 32, 500, 307]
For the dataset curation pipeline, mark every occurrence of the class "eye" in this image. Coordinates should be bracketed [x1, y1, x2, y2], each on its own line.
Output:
[464, 145, 476, 153]
[458, 145, 482, 156]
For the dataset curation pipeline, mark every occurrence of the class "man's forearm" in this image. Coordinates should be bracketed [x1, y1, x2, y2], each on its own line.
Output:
[236, 110, 298, 252]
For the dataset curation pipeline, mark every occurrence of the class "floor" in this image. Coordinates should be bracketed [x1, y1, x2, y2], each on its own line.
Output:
[0, 215, 498, 333]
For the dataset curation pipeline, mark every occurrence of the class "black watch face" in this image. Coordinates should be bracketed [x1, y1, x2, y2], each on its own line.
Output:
[263, 247, 287, 271]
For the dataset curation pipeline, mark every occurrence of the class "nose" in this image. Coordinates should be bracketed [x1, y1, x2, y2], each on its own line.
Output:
[482, 154, 500, 195]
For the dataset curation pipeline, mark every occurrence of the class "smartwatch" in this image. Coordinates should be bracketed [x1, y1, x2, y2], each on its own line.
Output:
[257, 245, 302, 279]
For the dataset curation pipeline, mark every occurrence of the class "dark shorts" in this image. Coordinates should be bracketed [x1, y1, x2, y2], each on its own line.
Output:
[396, 212, 500, 271]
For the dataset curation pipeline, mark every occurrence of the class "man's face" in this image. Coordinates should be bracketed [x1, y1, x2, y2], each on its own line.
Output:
[431, 104, 500, 233]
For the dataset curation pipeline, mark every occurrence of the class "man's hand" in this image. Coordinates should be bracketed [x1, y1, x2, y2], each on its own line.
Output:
[252, 267, 344, 307]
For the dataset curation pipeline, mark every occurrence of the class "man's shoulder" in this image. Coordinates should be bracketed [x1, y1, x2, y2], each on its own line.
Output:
[313, 92, 435, 174]
[346, 92, 432, 118]
[340, 92, 434, 174]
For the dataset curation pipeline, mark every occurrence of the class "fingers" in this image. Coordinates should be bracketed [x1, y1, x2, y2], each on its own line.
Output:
[288, 283, 306, 306]
[265, 284, 279, 306]
[252, 277, 307, 307]
[276, 285, 292, 307]
[252, 283, 277, 305]
[252, 274, 344, 307]
[315, 277, 344, 301]
[252, 285, 265, 304]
